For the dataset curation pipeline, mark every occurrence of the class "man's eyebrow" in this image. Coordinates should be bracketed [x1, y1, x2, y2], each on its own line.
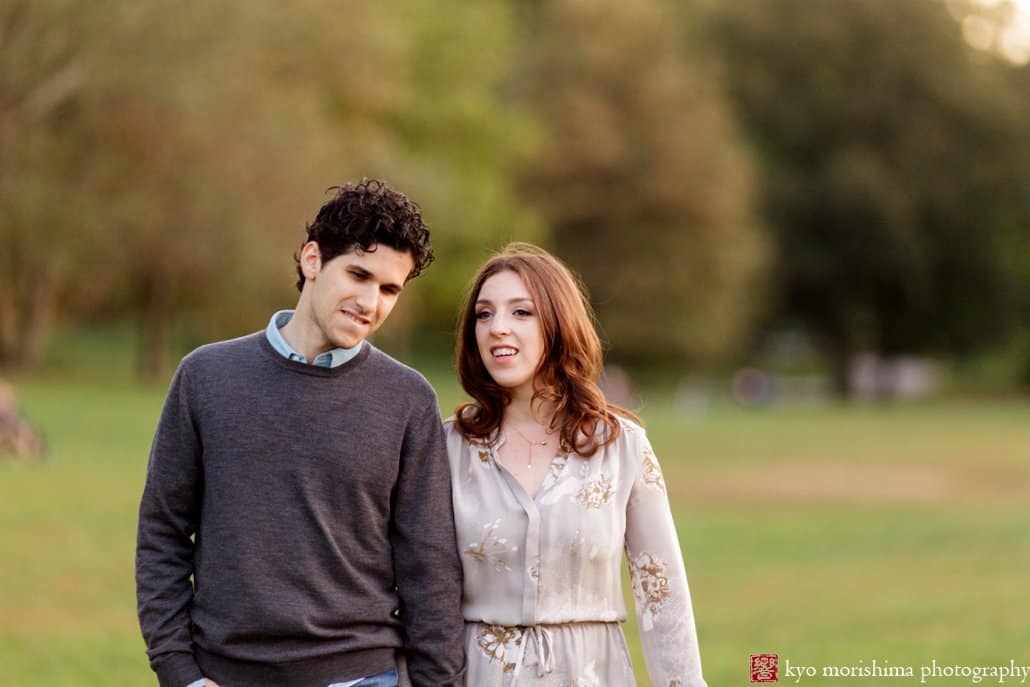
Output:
[346, 263, 405, 291]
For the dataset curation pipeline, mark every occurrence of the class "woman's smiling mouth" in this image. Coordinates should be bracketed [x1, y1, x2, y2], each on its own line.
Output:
[491, 346, 519, 360]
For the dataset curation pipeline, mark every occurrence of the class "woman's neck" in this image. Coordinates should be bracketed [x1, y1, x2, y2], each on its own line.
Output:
[503, 392, 556, 429]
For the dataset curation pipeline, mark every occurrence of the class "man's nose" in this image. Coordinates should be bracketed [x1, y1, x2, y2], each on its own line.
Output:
[354, 283, 377, 314]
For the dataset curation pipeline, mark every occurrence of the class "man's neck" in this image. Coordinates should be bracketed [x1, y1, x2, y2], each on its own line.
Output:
[279, 309, 334, 363]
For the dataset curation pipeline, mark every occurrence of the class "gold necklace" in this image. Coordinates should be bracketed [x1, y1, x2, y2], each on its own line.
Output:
[509, 423, 551, 468]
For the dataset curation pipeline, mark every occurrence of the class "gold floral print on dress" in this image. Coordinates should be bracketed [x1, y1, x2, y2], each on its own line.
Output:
[629, 551, 671, 630]
[641, 448, 666, 492]
[576, 473, 615, 508]
[464, 518, 515, 572]
[477, 624, 524, 673]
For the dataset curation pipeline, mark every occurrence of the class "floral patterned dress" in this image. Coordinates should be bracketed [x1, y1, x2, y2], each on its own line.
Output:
[445, 417, 707, 687]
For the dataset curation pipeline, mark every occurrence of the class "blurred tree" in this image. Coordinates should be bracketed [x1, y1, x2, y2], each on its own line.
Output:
[1008, 62, 1030, 391]
[0, 2, 298, 376]
[361, 0, 543, 357]
[1, 0, 539, 374]
[517, 0, 767, 367]
[95, 2, 413, 378]
[0, 0, 112, 368]
[225, 0, 541, 358]
[707, 0, 1030, 394]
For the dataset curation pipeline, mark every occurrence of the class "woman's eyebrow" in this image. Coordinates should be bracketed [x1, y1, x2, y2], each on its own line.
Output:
[475, 297, 534, 307]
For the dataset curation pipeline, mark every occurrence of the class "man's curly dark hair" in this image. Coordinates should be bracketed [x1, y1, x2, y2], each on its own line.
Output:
[295, 179, 434, 291]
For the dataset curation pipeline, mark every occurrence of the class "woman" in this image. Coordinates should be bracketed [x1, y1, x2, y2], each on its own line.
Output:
[445, 243, 707, 686]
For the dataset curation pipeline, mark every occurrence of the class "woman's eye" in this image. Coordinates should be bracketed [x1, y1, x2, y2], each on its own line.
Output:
[514, 309, 533, 317]
[475, 311, 491, 320]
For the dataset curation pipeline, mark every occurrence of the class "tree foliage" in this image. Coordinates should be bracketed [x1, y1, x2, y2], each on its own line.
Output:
[708, 0, 1030, 391]
[518, 0, 767, 366]
[4, 0, 1025, 389]
[0, 2, 320, 373]
[0, 1, 535, 374]
[354, 0, 542, 355]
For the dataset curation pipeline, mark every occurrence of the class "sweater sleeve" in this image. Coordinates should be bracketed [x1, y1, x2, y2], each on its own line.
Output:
[390, 393, 467, 687]
[135, 362, 205, 687]
[624, 429, 707, 687]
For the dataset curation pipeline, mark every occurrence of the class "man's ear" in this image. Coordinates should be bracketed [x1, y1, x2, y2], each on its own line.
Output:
[299, 241, 322, 281]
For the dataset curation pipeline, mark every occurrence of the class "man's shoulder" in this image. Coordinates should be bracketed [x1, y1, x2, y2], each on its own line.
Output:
[180, 331, 264, 372]
[363, 344, 436, 399]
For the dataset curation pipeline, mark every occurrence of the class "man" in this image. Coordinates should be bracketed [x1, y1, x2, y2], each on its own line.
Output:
[136, 180, 465, 687]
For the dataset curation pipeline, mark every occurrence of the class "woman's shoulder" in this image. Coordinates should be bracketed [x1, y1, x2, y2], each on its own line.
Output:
[443, 413, 490, 445]
[566, 413, 647, 459]
[615, 414, 646, 435]
[593, 414, 654, 470]
[610, 414, 649, 449]
[442, 415, 462, 440]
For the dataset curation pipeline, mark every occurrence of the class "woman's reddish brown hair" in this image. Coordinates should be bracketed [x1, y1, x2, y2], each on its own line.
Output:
[454, 243, 638, 456]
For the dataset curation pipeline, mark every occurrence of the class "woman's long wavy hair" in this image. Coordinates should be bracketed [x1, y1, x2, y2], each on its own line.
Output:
[454, 243, 639, 457]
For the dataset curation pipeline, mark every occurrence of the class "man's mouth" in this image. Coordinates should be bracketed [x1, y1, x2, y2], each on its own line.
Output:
[342, 310, 370, 326]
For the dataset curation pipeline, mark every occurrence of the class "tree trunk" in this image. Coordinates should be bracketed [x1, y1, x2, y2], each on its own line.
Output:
[16, 274, 56, 369]
[1021, 346, 1030, 394]
[825, 335, 853, 399]
[0, 271, 56, 371]
[136, 274, 169, 382]
[0, 289, 14, 368]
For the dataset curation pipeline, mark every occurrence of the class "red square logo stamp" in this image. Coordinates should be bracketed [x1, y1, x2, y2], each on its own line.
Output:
[750, 654, 779, 683]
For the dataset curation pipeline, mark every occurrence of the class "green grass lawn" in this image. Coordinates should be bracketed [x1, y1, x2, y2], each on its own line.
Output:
[2, 362, 1029, 686]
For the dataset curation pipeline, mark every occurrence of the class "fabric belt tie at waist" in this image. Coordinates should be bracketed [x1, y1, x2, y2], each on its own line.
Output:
[512, 625, 554, 678]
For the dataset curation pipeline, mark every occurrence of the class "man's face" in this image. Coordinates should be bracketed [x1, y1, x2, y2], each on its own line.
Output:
[305, 244, 415, 350]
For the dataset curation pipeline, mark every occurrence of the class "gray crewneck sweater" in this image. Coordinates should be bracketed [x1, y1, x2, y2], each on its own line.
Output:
[136, 332, 465, 687]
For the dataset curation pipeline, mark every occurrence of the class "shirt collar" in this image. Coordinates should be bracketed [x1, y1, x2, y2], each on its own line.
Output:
[265, 310, 363, 368]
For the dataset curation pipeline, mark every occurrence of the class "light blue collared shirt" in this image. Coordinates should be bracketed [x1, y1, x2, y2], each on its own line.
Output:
[185, 311, 369, 687]
[265, 309, 364, 368]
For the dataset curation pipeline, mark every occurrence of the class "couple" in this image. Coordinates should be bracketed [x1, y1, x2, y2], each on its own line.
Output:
[136, 180, 706, 687]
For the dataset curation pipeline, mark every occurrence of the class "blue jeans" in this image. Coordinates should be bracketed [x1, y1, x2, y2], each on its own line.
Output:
[191, 668, 398, 687]
[350, 669, 398, 687]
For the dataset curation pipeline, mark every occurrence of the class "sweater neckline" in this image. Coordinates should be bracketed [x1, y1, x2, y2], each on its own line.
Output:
[257, 331, 373, 376]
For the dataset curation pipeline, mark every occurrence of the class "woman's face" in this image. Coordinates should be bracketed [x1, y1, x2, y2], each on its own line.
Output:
[474, 270, 546, 401]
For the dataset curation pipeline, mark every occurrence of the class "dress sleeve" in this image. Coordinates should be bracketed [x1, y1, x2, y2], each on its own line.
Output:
[624, 428, 707, 687]
[135, 362, 205, 687]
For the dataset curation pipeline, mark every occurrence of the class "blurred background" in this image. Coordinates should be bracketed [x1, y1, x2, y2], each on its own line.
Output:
[1, 0, 1028, 685]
